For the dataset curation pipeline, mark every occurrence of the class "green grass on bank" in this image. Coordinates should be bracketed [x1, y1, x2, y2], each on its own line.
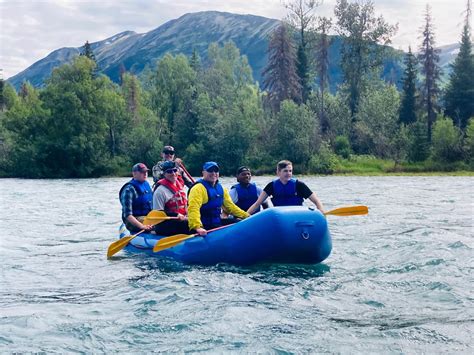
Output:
[331, 155, 474, 176]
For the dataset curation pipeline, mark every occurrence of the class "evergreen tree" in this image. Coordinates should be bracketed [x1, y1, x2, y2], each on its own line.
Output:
[80, 41, 98, 77]
[285, 0, 321, 103]
[119, 63, 126, 85]
[334, 0, 397, 119]
[315, 16, 332, 134]
[399, 46, 418, 125]
[418, 4, 441, 142]
[407, 119, 429, 162]
[262, 24, 301, 112]
[444, 0, 474, 130]
[190, 48, 201, 72]
[19, 82, 30, 99]
[80, 41, 96, 62]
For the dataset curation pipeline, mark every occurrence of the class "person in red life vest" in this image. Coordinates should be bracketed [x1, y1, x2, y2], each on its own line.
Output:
[119, 163, 154, 233]
[152, 160, 190, 235]
[247, 160, 325, 214]
[152, 145, 193, 188]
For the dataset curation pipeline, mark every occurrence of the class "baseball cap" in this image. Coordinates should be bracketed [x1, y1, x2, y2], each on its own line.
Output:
[203, 161, 219, 172]
[160, 160, 176, 171]
[132, 163, 149, 173]
[162, 145, 175, 153]
[236, 166, 250, 175]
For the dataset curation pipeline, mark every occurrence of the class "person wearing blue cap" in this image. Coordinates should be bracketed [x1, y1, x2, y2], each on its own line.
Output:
[187, 161, 250, 236]
[119, 163, 154, 233]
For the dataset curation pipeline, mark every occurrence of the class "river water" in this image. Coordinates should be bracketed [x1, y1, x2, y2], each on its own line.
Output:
[1, 176, 473, 353]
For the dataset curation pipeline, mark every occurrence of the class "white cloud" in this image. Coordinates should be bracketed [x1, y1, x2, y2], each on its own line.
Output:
[0, 0, 467, 79]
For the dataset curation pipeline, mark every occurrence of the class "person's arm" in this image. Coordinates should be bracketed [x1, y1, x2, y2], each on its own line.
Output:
[256, 186, 269, 209]
[296, 180, 324, 213]
[187, 184, 208, 231]
[247, 190, 269, 215]
[126, 215, 153, 232]
[152, 186, 168, 211]
[308, 193, 324, 213]
[175, 159, 195, 188]
[223, 189, 250, 219]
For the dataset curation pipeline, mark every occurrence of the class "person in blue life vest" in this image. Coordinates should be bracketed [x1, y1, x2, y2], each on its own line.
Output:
[152, 145, 193, 188]
[247, 160, 325, 215]
[188, 161, 250, 236]
[229, 166, 268, 214]
[152, 161, 190, 235]
[119, 163, 154, 233]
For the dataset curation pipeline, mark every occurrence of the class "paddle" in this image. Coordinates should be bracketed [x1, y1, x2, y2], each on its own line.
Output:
[178, 162, 196, 184]
[152, 224, 232, 253]
[107, 210, 179, 258]
[324, 205, 368, 217]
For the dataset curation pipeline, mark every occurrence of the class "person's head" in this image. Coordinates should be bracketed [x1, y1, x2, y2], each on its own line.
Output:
[236, 166, 251, 185]
[276, 160, 293, 183]
[160, 160, 178, 183]
[132, 163, 149, 182]
[202, 161, 219, 185]
[161, 145, 175, 161]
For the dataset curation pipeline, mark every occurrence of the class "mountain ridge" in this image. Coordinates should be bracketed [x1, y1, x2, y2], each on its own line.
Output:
[7, 11, 458, 90]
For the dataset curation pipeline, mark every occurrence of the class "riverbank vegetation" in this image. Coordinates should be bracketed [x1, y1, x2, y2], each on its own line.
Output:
[0, 0, 472, 178]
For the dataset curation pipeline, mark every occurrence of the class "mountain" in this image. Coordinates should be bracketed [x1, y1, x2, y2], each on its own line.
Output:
[7, 11, 459, 90]
[8, 11, 278, 88]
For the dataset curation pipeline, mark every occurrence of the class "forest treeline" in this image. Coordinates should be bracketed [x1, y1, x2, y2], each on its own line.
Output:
[0, 0, 473, 178]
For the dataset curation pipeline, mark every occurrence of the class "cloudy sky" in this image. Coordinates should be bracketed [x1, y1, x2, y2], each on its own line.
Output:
[0, 0, 469, 79]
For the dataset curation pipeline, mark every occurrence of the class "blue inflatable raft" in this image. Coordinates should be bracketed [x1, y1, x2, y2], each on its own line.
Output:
[121, 207, 332, 266]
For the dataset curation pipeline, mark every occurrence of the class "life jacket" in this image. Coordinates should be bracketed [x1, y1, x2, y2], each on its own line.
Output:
[157, 178, 187, 215]
[231, 182, 260, 212]
[271, 178, 304, 206]
[119, 179, 153, 217]
[193, 178, 224, 228]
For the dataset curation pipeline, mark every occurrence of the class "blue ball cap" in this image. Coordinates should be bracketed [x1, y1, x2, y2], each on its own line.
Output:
[160, 160, 176, 171]
[203, 161, 219, 171]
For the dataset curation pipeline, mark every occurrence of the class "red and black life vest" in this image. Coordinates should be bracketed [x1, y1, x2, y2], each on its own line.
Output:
[157, 178, 188, 215]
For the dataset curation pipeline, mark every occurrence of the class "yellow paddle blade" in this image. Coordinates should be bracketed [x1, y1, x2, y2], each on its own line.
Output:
[143, 216, 170, 224]
[147, 210, 168, 218]
[324, 205, 368, 216]
[107, 212, 172, 258]
[107, 231, 143, 258]
[152, 233, 191, 252]
[153, 234, 196, 253]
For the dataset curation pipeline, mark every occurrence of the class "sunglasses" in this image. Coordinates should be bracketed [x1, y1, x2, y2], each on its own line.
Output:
[206, 167, 219, 173]
[164, 168, 178, 174]
[163, 150, 175, 155]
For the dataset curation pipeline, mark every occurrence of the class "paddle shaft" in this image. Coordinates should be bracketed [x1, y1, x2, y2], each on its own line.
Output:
[178, 162, 196, 184]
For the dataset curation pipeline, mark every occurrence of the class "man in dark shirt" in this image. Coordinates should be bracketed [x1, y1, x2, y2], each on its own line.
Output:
[247, 160, 324, 214]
